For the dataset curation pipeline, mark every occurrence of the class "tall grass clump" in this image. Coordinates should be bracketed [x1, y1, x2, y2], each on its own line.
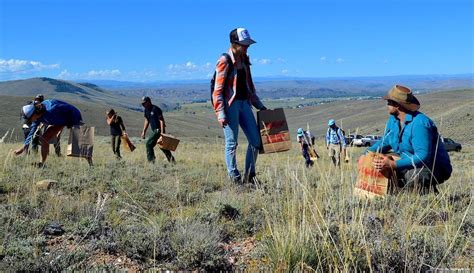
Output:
[259, 143, 473, 271]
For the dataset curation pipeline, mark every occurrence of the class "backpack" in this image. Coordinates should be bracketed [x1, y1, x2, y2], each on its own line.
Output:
[210, 53, 233, 107]
[327, 127, 342, 142]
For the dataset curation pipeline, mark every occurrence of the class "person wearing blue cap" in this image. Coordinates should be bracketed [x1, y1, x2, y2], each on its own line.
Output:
[14, 99, 83, 167]
[297, 128, 318, 168]
[325, 119, 346, 166]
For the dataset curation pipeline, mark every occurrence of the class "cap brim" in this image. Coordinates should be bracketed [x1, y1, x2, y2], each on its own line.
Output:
[237, 39, 256, 46]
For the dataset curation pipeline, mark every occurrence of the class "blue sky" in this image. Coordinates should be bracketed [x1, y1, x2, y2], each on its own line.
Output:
[0, 0, 473, 82]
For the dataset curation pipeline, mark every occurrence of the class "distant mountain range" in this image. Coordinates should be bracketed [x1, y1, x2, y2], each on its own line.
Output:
[0, 75, 472, 106]
[82, 74, 474, 102]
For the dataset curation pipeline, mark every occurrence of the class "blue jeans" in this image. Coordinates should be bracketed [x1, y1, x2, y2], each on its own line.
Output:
[223, 100, 261, 179]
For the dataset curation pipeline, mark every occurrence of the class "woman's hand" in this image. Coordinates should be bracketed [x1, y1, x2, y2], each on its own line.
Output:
[218, 118, 228, 128]
[14, 147, 25, 156]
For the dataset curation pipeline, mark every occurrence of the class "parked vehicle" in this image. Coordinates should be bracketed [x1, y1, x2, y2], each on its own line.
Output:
[442, 137, 462, 152]
[353, 135, 381, 147]
[345, 134, 363, 145]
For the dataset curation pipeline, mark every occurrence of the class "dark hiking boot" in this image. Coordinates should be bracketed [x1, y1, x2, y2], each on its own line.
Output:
[244, 173, 260, 186]
[230, 175, 242, 184]
[32, 162, 45, 169]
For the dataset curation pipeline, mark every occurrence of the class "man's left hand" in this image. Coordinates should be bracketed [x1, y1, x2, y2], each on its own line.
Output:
[373, 154, 396, 171]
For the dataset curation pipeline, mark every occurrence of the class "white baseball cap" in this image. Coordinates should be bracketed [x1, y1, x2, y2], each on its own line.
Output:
[230, 28, 256, 46]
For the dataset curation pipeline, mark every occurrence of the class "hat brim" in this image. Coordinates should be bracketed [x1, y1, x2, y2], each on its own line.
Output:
[237, 39, 256, 46]
[383, 95, 420, 112]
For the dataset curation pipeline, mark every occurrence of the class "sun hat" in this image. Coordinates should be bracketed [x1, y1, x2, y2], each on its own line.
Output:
[22, 104, 35, 119]
[328, 119, 335, 126]
[297, 128, 304, 137]
[383, 85, 420, 112]
[230, 28, 256, 46]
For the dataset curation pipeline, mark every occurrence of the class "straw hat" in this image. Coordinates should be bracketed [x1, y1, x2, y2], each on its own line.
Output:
[383, 85, 420, 112]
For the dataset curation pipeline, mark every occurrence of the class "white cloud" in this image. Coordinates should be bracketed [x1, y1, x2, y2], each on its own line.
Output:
[0, 58, 59, 73]
[127, 69, 159, 81]
[251, 57, 285, 65]
[382, 59, 389, 64]
[336, 58, 345, 63]
[57, 69, 122, 80]
[253, 58, 272, 65]
[185, 61, 197, 69]
[166, 60, 213, 79]
[276, 57, 286, 63]
[281, 69, 289, 75]
[87, 69, 121, 77]
[320, 56, 327, 62]
[57, 69, 72, 79]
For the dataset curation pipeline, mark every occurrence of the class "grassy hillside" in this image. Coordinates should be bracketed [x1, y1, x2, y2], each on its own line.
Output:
[0, 96, 220, 142]
[1, 89, 472, 146]
[0, 137, 472, 270]
[170, 88, 474, 146]
[282, 89, 474, 146]
[0, 77, 176, 111]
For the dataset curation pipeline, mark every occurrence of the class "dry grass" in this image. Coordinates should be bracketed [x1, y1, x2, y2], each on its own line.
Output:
[0, 134, 472, 271]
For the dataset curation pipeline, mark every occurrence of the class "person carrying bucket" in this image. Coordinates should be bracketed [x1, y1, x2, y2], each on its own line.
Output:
[297, 127, 319, 168]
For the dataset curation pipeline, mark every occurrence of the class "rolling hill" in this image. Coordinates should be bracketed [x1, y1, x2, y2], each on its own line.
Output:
[0, 77, 177, 111]
[282, 89, 474, 146]
[0, 88, 472, 146]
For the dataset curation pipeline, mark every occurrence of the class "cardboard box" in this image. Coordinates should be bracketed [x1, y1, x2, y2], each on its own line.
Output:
[67, 126, 94, 158]
[354, 152, 397, 199]
[158, 133, 180, 151]
[257, 108, 291, 154]
[121, 134, 136, 152]
[261, 131, 292, 154]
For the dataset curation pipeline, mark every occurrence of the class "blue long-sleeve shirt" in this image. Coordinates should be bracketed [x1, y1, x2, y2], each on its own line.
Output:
[24, 99, 83, 146]
[367, 111, 451, 173]
[326, 127, 346, 147]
